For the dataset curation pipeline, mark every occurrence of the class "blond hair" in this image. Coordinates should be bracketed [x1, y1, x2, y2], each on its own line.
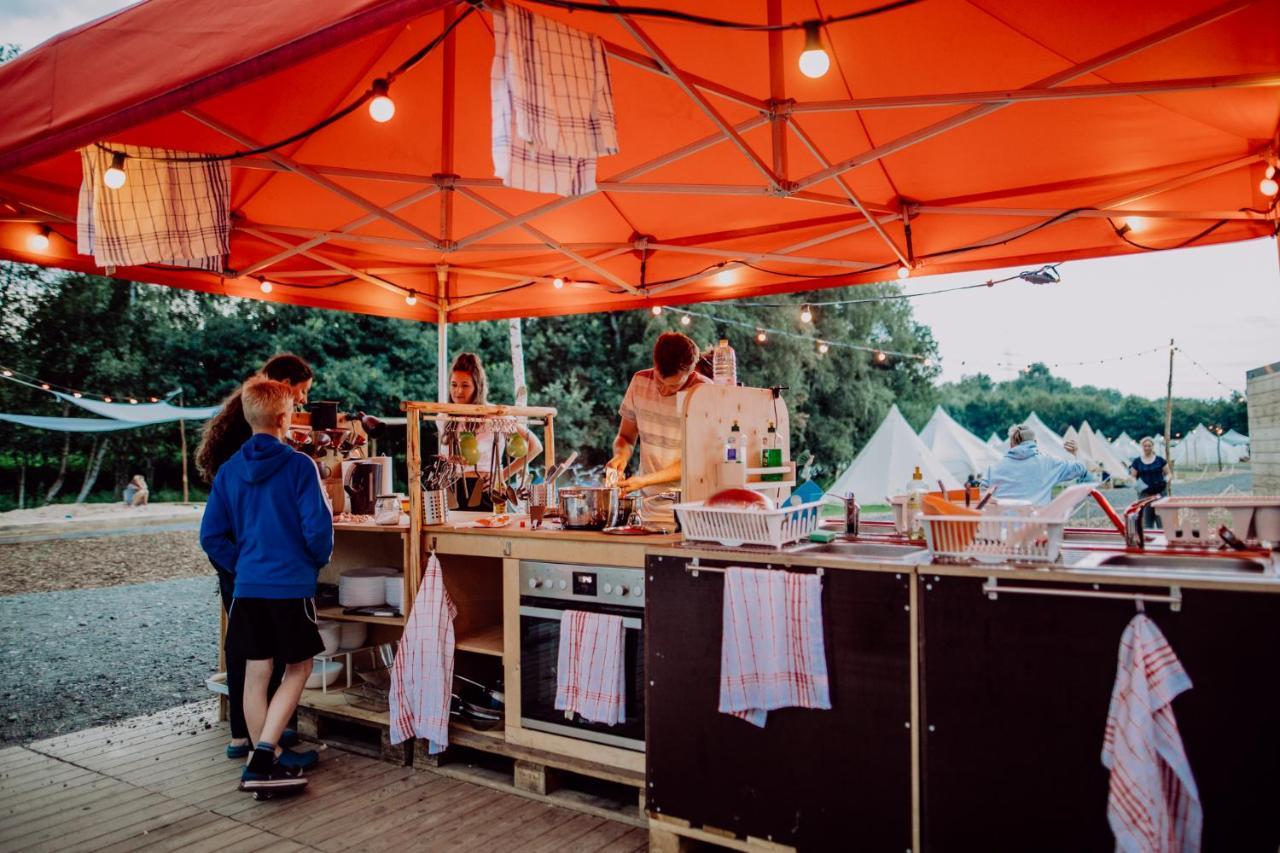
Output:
[241, 378, 294, 431]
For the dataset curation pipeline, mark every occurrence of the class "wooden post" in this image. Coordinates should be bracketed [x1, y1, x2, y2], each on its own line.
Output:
[1164, 338, 1175, 494]
[178, 391, 190, 503]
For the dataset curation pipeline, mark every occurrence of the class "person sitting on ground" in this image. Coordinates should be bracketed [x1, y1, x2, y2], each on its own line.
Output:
[981, 423, 1089, 506]
[122, 475, 149, 507]
[199, 378, 334, 795]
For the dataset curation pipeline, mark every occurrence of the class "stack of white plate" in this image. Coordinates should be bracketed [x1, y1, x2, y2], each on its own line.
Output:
[339, 566, 399, 607]
[384, 574, 405, 611]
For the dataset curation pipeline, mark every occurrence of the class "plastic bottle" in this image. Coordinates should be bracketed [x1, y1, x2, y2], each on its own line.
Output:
[761, 421, 783, 481]
[712, 338, 737, 386]
[904, 466, 928, 539]
[724, 420, 743, 463]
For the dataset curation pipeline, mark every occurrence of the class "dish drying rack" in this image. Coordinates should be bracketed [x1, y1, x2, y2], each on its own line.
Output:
[923, 513, 1069, 565]
[674, 500, 824, 549]
[1151, 496, 1280, 546]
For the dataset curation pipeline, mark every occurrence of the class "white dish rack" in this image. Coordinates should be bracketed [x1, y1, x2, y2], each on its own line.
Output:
[923, 513, 1068, 564]
[1151, 496, 1280, 546]
[673, 500, 824, 549]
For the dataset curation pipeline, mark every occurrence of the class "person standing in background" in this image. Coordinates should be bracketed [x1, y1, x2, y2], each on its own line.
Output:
[1129, 437, 1170, 527]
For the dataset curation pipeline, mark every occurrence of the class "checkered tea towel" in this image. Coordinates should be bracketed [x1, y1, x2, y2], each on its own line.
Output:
[1102, 614, 1201, 853]
[78, 144, 229, 270]
[491, 2, 618, 196]
[719, 566, 831, 728]
[555, 609, 626, 725]
[390, 552, 457, 752]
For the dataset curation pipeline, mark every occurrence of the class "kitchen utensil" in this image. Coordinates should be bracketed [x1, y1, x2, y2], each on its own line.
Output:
[344, 460, 382, 515]
[976, 487, 997, 510]
[423, 489, 449, 525]
[559, 486, 618, 530]
[617, 493, 644, 527]
[384, 574, 404, 610]
[338, 566, 398, 607]
[602, 525, 658, 536]
[455, 674, 504, 705]
[305, 660, 344, 690]
[1218, 525, 1250, 551]
[547, 451, 579, 485]
[307, 401, 339, 431]
[374, 494, 401, 525]
[353, 411, 385, 439]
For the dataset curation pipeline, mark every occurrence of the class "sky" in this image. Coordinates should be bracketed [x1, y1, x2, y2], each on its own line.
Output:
[4, 0, 1278, 401]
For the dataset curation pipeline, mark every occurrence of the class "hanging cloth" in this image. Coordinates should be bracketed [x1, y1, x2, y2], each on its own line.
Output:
[389, 552, 457, 752]
[490, 2, 619, 196]
[78, 143, 230, 270]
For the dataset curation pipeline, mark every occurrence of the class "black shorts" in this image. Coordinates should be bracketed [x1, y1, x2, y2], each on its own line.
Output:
[226, 597, 324, 665]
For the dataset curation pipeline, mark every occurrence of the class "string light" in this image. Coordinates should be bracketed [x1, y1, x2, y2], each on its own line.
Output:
[73, 392, 83, 398]
[103, 152, 127, 189]
[405, 290, 418, 306]
[104, 396, 113, 402]
[149, 397, 159, 403]
[259, 279, 273, 294]
[1, 370, 10, 377]
[0, 364, 184, 404]
[922, 357, 933, 368]
[874, 350, 887, 363]
[1116, 216, 1148, 237]
[552, 276, 565, 289]
[666, 307, 931, 363]
[798, 22, 830, 79]
[128, 398, 138, 404]
[679, 314, 691, 326]
[755, 329, 768, 343]
[368, 79, 395, 123]
[817, 341, 830, 354]
[799, 304, 813, 324]
[27, 226, 51, 252]
[40, 383, 50, 390]
[896, 263, 910, 279]
[1261, 164, 1279, 197]
[651, 305, 663, 316]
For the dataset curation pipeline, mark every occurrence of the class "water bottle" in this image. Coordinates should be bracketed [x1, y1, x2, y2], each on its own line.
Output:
[713, 338, 737, 386]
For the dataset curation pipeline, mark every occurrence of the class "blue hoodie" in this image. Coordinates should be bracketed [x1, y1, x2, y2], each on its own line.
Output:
[200, 433, 333, 598]
[982, 441, 1090, 506]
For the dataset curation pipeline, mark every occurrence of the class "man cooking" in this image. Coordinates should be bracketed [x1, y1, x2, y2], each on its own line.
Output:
[607, 331, 710, 498]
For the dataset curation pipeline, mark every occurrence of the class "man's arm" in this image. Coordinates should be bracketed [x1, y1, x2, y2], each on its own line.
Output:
[607, 417, 638, 474]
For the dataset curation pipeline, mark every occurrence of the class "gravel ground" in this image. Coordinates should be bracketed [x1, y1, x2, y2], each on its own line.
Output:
[0, 575, 219, 745]
[0, 530, 210, 595]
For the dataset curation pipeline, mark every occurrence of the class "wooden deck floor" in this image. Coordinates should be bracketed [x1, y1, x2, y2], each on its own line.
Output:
[1, 701, 649, 852]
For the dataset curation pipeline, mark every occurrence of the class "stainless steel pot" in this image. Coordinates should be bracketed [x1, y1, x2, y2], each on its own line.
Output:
[617, 493, 644, 527]
[559, 487, 619, 530]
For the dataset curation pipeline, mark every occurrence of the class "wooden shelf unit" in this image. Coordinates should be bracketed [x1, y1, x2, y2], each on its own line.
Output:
[315, 605, 405, 627]
[456, 623, 504, 657]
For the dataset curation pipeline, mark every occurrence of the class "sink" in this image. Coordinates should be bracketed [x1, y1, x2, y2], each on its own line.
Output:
[791, 541, 926, 560]
[1084, 553, 1270, 573]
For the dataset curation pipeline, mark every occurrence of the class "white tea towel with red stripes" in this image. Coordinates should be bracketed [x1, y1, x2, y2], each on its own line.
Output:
[719, 566, 831, 728]
[77, 144, 230, 270]
[389, 552, 457, 752]
[491, 2, 618, 196]
[555, 609, 626, 725]
[1101, 614, 1201, 853]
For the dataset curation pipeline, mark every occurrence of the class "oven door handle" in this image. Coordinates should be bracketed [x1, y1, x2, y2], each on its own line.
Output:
[520, 605, 642, 631]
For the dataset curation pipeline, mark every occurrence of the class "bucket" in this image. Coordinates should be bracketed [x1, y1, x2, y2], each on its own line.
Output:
[423, 489, 449, 525]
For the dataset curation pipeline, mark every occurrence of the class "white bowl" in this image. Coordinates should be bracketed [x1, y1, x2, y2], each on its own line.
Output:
[316, 620, 342, 656]
[339, 621, 368, 649]
[385, 575, 404, 609]
[305, 659, 344, 689]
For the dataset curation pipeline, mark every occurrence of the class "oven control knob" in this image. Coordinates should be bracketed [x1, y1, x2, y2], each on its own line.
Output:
[602, 583, 613, 595]
[558, 579, 568, 590]
[617, 585, 629, 597]
[632, 586, 643, 598]
[527, 578, 542, 589]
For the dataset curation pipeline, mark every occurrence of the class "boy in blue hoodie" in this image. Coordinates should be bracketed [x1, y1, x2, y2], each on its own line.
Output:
[200, 378, 333, 794]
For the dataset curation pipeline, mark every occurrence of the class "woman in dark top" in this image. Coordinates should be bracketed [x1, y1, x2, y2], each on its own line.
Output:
[195, 353, 314, 759]
[1129, 437, 1170, 527]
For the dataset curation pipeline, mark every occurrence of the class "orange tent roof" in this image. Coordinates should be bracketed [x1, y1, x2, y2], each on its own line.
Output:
[1, 0, 1277, 323]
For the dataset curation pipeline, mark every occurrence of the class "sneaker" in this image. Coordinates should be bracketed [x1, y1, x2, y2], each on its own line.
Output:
[280, 728, 301, 748]
[277, 748, 319, 771]
[239, 761, 307, 793]
[226, 741, 251, 760]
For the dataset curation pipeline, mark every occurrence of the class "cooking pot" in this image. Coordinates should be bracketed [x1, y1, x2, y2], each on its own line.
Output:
[617, 493, 644, 527]
[559, 487, 619, 530]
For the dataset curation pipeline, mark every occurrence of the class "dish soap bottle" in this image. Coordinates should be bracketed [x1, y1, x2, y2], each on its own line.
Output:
[761, 421, 783, 481]
[905, 466, 927, 539]
[724, 420, 743, 463]
[712, 338, 737, 386]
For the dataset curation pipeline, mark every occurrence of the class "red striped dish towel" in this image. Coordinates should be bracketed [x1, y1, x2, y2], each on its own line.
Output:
[389, 553, 457, 752]
[491, 2, 618, 196]
[719, 566, 830, 728]
[555, 610, 626, 725]
[77, 144, 230, 270]
[1101, 614, 1201, 853]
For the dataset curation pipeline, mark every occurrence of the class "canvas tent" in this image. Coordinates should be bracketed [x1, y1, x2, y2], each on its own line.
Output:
[918, 406, 1001, 482]
[0, 0, 1277, 339]
[987, 432, 1007, 452]
[1111, 432, 1142, 463]
[1172, 424, 1246, 465]
[1077, 420, 1131, 481]
[828, 405, 958, 501]
[1222, 429, 1251, 448]
[1063, 425, 1080, 445]
[1019, 412, 1076, 462]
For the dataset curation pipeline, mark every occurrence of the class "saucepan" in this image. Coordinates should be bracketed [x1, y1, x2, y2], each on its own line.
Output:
[559, 486, 619, 530]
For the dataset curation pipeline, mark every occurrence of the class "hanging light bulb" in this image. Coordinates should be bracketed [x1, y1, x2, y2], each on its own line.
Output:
[679, 314, 691, 326]
[922, 357, 933, 368]
[799, 304, 813, 324]
[817, 341, 830, 355]
[40, 383, 50, 390]
[1, 370, 9, 377]
[798, 22, 830, 79]
[73, 392, 83, 398]
[1124, 216, 1147, 233]
[369, 79, 395, 123]
[149, 397, 159, 403]
[897, 263, 910, 279]
[405, 290, 418, 306]
[104, 396, 113, 403]
[1261, 167, 1279, 196]
[259, 279, 273, 294]
[651, 305, 663, 316]
[755, 330, 768, 344]
[874, 350, 886, 363]
[552, 276, 565, 289]
[128, 398, 138, 404]
[27, 226, 51, 252]
[103, 152, 127, 190]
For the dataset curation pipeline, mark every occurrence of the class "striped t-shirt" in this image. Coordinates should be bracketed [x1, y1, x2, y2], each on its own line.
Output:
[618, 369, 710, 492]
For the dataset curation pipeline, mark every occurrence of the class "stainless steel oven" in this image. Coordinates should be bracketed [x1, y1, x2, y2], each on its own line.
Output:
[518, 561, 645, 751]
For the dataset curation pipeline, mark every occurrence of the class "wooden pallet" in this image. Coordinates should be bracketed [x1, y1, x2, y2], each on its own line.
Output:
[295, 689, 412, 766]
[648, 813, 796, 853]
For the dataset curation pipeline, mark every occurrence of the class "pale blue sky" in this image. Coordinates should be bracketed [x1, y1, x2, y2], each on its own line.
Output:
[5, 0, 1278, 399]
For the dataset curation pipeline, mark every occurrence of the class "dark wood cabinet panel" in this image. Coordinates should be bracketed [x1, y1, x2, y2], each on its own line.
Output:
[646, 556, 913, 850]
[920, 575, 1280, 853]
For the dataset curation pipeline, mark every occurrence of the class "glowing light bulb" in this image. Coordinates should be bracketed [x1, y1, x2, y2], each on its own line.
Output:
[552, 276, 565, 289]
[1261, 177, 1279, 197]
[103, 152, 127, 190]
[799, 304, 813, 324]
[369, 79, 395, 123]
[798, 23, 830, 79]
[128, 398, 138, 404]
[40, 383, 50, 390]
[817, 341, 829, 354]
[27, 227, 51, 252]
[405, 291, 418, 306]
[651, 305, 662, 316]
[897, 263, 910, 279]
[755, 330, 767, 344]
[104, 397, 113, 403]
[149, 397, 158, 403]
[73, 392, 83, 398]
[679, 314, 691, 326]
[922, 357, 933, 368]
[259, 280, 273, 294]
[0, 370, 8, 377]
[874, 350, 886, 363]
[1266, 164, 1277, 179]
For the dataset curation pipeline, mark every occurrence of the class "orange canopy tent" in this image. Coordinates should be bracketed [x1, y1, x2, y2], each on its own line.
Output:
[0, 0, 1277, 327]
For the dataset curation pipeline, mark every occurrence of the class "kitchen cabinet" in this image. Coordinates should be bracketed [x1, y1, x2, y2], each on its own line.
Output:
[645, 554, 913, 850]
[919, 573, 1280, 852]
